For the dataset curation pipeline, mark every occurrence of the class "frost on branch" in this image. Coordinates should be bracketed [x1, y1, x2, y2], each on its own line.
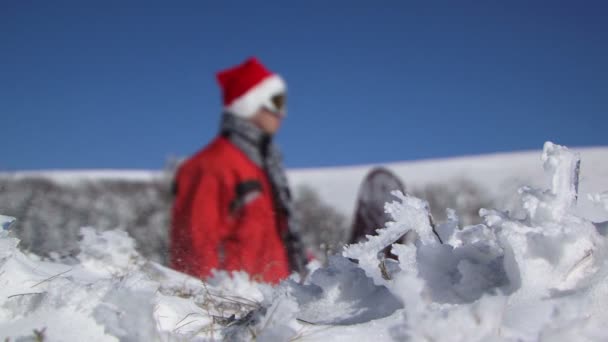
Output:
[518, 141, 581, 224]
[342, 189, 507, 305]
[342, 191, 437, 284]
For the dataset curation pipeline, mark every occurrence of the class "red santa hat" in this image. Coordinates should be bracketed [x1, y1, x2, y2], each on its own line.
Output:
[216, 57, 287, 118]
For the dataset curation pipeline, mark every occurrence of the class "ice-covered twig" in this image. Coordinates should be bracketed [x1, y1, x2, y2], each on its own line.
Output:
[541, 141, 581, 212]
[342, 191, 438, 285]
[31, 268, 72, 288]
[519, 142, 581, 223]
[343, 191, 435, 260]
[7, 292, 45, 299]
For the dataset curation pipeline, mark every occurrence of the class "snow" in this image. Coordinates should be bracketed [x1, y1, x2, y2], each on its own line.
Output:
[289, 146, 608, 221]
[2, 142, 608, 341]
[0, 170, 163, 185]
[0, 215, 16, 231]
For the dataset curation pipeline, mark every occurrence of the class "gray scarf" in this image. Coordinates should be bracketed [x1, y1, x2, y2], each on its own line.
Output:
[220, 113, 306, 273]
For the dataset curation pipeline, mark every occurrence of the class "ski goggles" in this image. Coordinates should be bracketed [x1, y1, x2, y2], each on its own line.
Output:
[262, 93, 287, 117]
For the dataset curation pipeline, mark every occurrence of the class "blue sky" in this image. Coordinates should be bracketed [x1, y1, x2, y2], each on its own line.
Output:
[1, 1, 607, 170]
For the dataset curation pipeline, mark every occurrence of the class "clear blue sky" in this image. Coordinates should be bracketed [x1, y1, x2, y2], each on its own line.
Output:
[1, 1, 607, 170]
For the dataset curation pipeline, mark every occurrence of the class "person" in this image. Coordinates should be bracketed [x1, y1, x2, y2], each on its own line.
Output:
[170, 57, 307, 284]
[349, 167, 442, 253]
[349, 168, 407, 259]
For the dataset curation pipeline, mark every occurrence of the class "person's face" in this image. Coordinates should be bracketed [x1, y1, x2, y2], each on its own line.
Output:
[250, 108, 283, 135]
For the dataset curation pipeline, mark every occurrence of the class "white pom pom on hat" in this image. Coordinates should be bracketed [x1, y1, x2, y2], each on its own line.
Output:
[216, 57, 287, 118]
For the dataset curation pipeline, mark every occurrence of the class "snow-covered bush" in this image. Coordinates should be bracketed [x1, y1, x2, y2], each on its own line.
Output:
[294, 185, 349, 259]
[0, 178, 172, 263]
[412, 178, 496, 226]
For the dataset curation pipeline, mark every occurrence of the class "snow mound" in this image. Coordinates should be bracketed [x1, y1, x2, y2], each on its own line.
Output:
[1, 142, 608, 341]
[0, 223, 265, 341]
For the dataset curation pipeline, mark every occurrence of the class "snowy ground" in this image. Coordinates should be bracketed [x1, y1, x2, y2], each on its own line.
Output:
[2, 142, 608, 341]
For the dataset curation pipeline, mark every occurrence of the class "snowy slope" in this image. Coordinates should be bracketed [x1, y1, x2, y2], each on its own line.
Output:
[4, 146, 607, 216]
[289, 146, 608, 221]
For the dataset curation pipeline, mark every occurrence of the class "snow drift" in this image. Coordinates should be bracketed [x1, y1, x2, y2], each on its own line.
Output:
[1, 142, 608, 341]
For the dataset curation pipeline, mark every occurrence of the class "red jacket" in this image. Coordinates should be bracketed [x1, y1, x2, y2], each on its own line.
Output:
[170, 136, 291, 283]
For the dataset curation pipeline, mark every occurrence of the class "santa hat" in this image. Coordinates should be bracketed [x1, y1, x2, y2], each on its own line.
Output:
[216, 57, 286, 118]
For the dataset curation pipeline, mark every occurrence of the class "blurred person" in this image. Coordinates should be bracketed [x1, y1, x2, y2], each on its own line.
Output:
[349, 167, 407, 259]
[349, 167, 443, 252]
[349, 167, 406, 246]
[170, 58, 307, 283]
